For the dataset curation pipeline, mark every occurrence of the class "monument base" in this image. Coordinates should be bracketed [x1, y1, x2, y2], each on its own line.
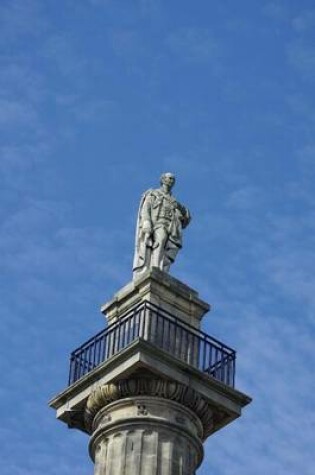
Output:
[50, 271, 251, 475]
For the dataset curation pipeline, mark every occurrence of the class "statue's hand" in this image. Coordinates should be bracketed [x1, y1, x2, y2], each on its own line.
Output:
[140, 220, 153, 246]
[181, 208, 191, 228]
[144, 231, 153, 248]
[177, 203, 186, 215]
[142, 220, 152, 234]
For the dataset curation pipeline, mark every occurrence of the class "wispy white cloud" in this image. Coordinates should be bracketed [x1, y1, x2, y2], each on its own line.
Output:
[287, 40, 315, 76]
[0, 98, 38, 126]
[202, 300, 315, 475]
[139, 0, 163, 18]
[292, 9, 315, 32]
[166, 27, 220, 63]
[109, 27, 144, 56]
[88, 0, 112, 6]
[42, 34, 89, 80]
[0, 2, 314, 475]
[224, 185, 265, 211]
[0, 0, 46, 45]
[0, 61, 45, 103]
[262, 2, 291, 22]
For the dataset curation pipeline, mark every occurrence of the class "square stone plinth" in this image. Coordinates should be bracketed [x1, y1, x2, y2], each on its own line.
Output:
[101, 268, 210, 329]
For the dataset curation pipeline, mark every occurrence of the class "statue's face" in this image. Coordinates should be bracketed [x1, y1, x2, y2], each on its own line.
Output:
[161, 173, 175, 189]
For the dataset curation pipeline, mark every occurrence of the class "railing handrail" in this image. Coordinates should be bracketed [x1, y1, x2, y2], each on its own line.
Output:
[68, 300, 236, 388]
[70, 301, 146, 355]
[144, 301, 236, 353]
[70, 300, 235, 357]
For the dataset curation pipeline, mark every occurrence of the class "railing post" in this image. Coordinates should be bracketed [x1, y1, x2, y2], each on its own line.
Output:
[67, 301, 237, 389]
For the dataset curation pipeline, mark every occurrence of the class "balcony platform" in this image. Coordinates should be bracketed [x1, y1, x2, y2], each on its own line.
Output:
[49, 337, 251, 440]
[50, 271, 251, 445]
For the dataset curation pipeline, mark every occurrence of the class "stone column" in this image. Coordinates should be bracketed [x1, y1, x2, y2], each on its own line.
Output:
[49, 271, 251, 475]
[86, 379, 212, 475]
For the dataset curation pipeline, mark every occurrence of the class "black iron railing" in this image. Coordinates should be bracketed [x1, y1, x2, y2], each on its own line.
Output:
[68, 301, 236, 387]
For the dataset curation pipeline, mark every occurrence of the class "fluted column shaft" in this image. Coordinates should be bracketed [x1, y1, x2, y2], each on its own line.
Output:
[89, 397, 204, 475]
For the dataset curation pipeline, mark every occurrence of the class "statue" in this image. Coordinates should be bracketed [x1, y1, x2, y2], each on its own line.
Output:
[133, 173, 191, 276]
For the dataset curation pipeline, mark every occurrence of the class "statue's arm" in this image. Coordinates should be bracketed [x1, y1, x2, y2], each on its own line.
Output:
[140, 192, 153, 233]
[177, 202, 191, 228]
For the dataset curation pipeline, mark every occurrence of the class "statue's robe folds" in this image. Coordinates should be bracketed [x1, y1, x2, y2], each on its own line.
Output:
[133, 189, 190, 275]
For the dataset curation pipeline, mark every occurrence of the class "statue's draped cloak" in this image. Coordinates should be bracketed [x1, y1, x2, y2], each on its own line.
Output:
[133, 189, 190, 274]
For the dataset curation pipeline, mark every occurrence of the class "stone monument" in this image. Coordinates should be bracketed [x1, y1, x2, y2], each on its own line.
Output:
[50, 174, 251, 475]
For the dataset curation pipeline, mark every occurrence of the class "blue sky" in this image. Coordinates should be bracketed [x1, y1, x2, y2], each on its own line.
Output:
[1, 0, 314, 474]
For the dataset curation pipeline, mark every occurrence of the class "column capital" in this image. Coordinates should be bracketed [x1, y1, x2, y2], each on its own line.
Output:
[85, 377, 213, 439]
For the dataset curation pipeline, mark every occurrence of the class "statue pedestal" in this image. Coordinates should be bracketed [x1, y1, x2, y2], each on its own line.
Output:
[101, 268, 210, 329]
[50, 271, 251, 475]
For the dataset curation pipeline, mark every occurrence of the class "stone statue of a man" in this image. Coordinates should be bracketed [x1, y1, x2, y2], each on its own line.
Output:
[133, 173, 191, 276]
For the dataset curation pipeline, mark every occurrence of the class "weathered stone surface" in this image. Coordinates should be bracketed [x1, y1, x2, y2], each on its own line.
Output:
[49, 339, 251, 439]
[89, 397, 203, 475]
[49, 265, 251, 475]
[133, 173, 191, 276]
[85, 378, 213, 437]
[101, 268, 210, 328]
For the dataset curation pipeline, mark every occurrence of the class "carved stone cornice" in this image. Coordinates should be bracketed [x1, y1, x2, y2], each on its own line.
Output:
[85, 378, 213, 436]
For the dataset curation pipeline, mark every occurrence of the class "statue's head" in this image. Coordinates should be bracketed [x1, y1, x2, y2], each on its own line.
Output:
[160, 172, 175, 189]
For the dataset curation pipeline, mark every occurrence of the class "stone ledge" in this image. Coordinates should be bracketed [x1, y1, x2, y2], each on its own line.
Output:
[49, 339, 251, 440]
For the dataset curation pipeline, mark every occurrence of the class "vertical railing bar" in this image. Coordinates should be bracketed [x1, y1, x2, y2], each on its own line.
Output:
[230, 354, 232, 386]
[106, 329, 112, 359]
[202, 339, 209, 371]
[131, 307, 136, 341]
[215, 348, 219, 380]
[221, 352, 225, 384]
[80, 348, 85, 377]
[117, 319, 121, 353]
[102, 333, 107, 362]
[223, 353, 227, 385]
[221, 351, 225, 384]
[68, 355, 74, 386]
[139, 306, 145, 339]
[76, 354, 81, 382]
[161, 309, 165, 350]
[137, 306, 141, 338]
[120, 317, 124, 350]
[125, 313, 130, 346]
[82, 347, 87, 376]
[92, 337, 97, 369]
[183, 327, 187, 363]
[143, 305, 150, 340]
[218, 348, 222, 382]
[210, 344, 213, 375]
[180, 325, 184, 359]
[233, 354, 236, 387]
[168, 319, 173, 353]
[72, 355, 76, 384]
[174, 320, 177, 357]
[167, 319, 171, 351]
[87, 344, 92, 372]
[68, 301, 237, 388]
[122, 315, 126, 347]
[97, 337, 102, 366]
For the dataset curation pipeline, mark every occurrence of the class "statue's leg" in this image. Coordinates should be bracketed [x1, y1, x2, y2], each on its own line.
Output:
[151, 227, 168, 270]
[163, 239, 180, 272]
[133, 234, 152, 276]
